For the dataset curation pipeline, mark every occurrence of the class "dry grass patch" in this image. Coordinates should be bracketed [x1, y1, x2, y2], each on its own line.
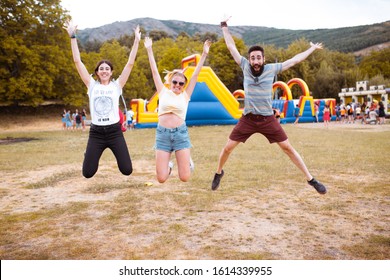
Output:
[0, 117, 389, 259]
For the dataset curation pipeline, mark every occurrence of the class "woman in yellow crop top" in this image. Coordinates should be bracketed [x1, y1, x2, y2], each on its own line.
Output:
[144, 37, 211, 183]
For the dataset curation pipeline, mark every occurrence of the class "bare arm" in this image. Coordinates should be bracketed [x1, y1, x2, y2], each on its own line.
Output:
[118, 25, 141, 88]
[185, 40, 211, 97]
[63, 20, 91, 87]
[221, 17, 241, 65]
[281, 42, 323, 71]
[144, 37, 164, 93]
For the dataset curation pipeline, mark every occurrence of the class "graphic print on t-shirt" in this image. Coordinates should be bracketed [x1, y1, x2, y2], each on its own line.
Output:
[94, 95, 113, 118]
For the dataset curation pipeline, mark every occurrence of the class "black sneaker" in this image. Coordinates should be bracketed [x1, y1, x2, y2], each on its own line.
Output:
[211, 170, 224, 191]
[308, 178, 327, 194]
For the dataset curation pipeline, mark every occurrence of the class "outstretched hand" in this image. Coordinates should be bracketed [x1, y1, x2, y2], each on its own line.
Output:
[203, 39, 212, 55]
[310, 42, 323, 50]
[221, 15, 232, 23]
[63, 20, 77, 37]
[144, 37, 152, 49]
[134, 25, 141, 41]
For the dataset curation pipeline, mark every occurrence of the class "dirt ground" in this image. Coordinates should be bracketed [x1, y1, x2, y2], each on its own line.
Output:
[1, 118, 389, 260]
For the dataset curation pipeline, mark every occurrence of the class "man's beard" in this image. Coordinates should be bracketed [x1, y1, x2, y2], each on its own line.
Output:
[250, 64, 264, 77]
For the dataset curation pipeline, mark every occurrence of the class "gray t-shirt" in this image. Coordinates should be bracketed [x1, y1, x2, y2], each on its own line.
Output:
[240, 57, 282, 116]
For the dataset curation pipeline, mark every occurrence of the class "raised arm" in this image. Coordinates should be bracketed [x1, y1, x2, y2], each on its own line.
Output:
[220, 16, 241, 65]
[118, 25, 141, 88]
[281, 42, 323, 71]
[185, 40, 211, 97]
[144, 37, 164, 93]
[63, 20, 91, 87]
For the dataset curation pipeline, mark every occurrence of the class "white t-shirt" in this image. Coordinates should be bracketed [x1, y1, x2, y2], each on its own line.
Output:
[126, 110, 134, 121]
[87, 78, 121, 126]
[355, 107, 361, 114]
[369, 110, 378, 120]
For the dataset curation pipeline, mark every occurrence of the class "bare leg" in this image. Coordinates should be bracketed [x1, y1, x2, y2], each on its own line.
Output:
[216, 139, 240, 173]
[277, 139, 312, 181]
[175, 148, 191, 182]
[156, 150, 172, 183]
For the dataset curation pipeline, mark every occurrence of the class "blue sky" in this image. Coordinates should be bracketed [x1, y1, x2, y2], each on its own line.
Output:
[61, 0, 389, 30]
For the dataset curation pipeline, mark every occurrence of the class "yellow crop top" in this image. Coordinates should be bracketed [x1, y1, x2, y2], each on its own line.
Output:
[158, 87, 190, 120]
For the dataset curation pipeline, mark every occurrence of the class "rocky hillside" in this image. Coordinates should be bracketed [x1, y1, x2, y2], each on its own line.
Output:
[78, 18, 390, 53]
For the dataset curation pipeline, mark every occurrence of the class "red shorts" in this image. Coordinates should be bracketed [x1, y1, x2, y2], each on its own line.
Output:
[229, 113, 288, 144]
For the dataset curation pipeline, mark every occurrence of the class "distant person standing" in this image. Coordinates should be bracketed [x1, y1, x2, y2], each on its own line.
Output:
[323, 104, 331, 128]
[314, 102, 319, 123]
[75, 109, 82, 130]
[346, 103, 354, 123]
[378, 101, 386, 124]
[340, 105, 346, 123]
[355, 104, 361, 120]
[126, 108, 135, 130]
[211, 16, 327, 194]
[64, 20, 141, 178]
[81, 108, 87, 131]
[361, 102, 367, 124]
[293, 104, 300, 124]
[335, 103, 341, 123]
[61, 109, 67, 130]
[71, 110, 77, 130]
[65, 109, 72, 130]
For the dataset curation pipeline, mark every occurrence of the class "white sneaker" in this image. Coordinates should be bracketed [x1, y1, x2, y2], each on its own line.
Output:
[168, 161, 174, 175]
[189, 158, 195, 172]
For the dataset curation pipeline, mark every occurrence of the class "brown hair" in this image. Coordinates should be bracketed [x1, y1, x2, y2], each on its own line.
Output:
[248, 45, 265, 57]
[94, 60, 114, 81]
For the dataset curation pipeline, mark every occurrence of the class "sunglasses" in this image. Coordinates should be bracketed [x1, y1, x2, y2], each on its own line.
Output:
[172, 80, 185, 86]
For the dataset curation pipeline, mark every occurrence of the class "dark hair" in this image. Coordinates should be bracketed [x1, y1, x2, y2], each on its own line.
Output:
[248, 45, 264, 56]
[94, 60, 114, 74]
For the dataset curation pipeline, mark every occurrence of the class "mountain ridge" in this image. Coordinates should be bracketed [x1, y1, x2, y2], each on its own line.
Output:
[77, 18, 390, 53]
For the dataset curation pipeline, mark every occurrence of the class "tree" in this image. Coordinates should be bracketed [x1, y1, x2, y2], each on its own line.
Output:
[0, 0, 75, 106]
[83, 39, 103, 53]
[359, 48, 390, 81]
[149, 30, 171, 42]
[312, 61, 345, 99]
[208, 37, 246, 92]
[369, 74, 390, 88]
[192, 32, 218, 43]
[177, 31, 189, 39]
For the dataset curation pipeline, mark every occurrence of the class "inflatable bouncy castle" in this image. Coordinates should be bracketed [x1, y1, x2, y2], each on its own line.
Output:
[130, 54, 336, 128]
[272, 78, 336, 123]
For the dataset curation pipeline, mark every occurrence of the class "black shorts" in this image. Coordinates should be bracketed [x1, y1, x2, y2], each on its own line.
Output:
[229, 113, 288, 144]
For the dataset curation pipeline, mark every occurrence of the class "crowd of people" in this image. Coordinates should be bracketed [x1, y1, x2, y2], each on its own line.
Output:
[61, 108, 135, 131]
[61, 108, 87, 131]
[334, 101, 387, 125]
[286, 100, 387, 128]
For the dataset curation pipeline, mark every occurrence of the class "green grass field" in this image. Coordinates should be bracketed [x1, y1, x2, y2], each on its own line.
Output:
[0, 119, 389, 259]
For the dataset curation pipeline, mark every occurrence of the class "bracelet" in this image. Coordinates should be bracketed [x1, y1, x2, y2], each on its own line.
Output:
[70, 33, 76, 39]
[220, 21, 228, 28]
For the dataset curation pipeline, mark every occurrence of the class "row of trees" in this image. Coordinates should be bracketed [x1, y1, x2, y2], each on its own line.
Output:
[1, 0, 389, 108]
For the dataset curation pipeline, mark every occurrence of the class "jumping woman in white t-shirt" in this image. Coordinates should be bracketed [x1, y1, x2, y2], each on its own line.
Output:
[144, 37, 211, 183]
[64, 20, 141, 178]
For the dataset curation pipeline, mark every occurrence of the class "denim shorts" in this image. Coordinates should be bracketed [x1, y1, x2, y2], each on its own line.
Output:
[155, 123, 192, 152]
